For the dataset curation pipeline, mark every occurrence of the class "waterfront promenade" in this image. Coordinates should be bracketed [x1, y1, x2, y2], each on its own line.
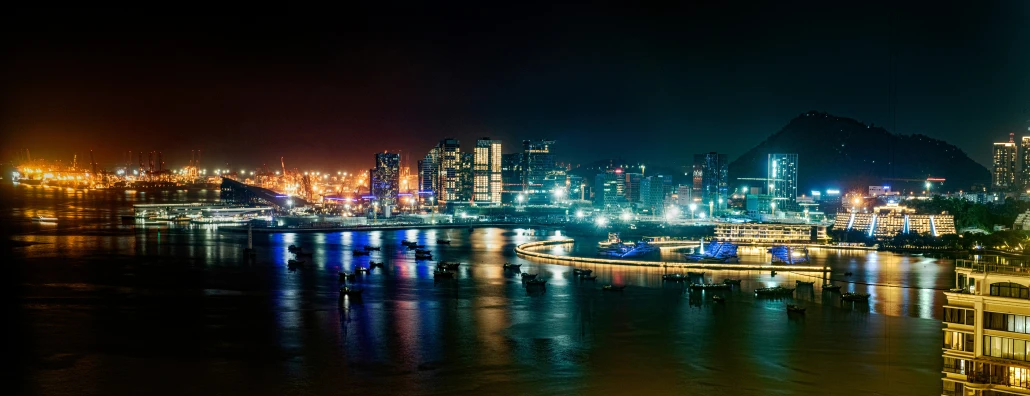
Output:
[516, 239, 830, 271]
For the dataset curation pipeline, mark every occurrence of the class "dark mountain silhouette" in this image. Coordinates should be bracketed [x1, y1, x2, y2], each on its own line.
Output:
[728, 111, 989, 193]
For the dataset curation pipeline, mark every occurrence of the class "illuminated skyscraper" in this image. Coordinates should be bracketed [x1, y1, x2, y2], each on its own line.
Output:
[474, 137, 502, 205]
[436, 138, 461, 203]
[418, 147, 439, 198]
[995, 133, 1017, 191]
[1021, 135, 1030, 190]
[623, 172, 642, 202]
[370, 152, 400, 205]
[767, 153, 798, 208]
[523, 140, 556, 204]
[501, 153, 524, 204]
[693, 152, 728, 207]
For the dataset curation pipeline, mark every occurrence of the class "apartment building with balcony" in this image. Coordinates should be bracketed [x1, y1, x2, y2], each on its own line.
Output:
[943, 257, 1030, 395]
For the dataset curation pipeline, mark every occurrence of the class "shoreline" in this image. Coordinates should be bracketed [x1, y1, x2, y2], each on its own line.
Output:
[218, 222, 564, 233]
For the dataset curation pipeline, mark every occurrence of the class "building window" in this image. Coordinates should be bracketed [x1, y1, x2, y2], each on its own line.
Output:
[942, 380, 963, 396]
[945, 331, 974, 352]
[943, 357, 968, 374]
[990, 282, 1030, 299]
[945, 308, 975, 325]
[984, 335, 1030, 362]
[985, 312, 1030, 334]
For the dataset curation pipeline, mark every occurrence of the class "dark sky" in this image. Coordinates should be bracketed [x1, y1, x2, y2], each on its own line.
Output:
[3, 3, 1028, 172]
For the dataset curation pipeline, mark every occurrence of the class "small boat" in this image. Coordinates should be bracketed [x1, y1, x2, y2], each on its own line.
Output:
[663, 274, 685, 281]
[712, 295, 725, 302]
[415, 253, 433, 260]
[439, 262, 460, 270]
[526, 279, 547, 287]
[363, 245, 380, 251]
[521, 273, 538, 280]
[755, 287, 795, 297]
[602, 285, 626, 292]
[415, 249, 431, 254]
[355, 267, 370, 274]
[434, 269, 455, 278]
[770, 270, 777, 276]
[822, 284, 841, 291]
[687, 272, 706, 278]
[796, 280, 815, 286]
[401, 240, 416, 246]
[844, 272, 853, 277]
[369, 262, 385, 269]
[339, 287, 364, 297]
[503, 263, 522, 269]
[689, 283, 731, 290]
[288, 244, 301, 252]
[723, 279, 742, 285]
[437, 240, 451, 245]
[32, 216, 59, 222]
[353, 250, 370, 256]
[841, 292, 871, 301]
[287, 259, 306, 267]
[577, 269, 593, 276]
[580, 275, 597, 281]
[339, 272, 355, 281]
[786, 304, 806, 313]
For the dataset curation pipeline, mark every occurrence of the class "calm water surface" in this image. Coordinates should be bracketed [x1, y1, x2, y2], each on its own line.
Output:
[8, 184, 950, 395]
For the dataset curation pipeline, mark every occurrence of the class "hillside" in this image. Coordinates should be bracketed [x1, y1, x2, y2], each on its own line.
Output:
[728, 111, 989, 192]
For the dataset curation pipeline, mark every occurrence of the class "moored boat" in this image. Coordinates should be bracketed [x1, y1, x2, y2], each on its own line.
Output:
[754, 286, 795, 297]
[689, 283, 731, 290]
[32, 216, 59, 222]
[521, 273, 538, 280]
[796, 280, 815, 286]
[439, 262, 460, 270]
[723, 279, 742, 285]
[434, 269, 455, 278]
[580, 275, 597, 281]
[712, 295, 726, 302]
[786, 304, 806, 313]
[287, 259, 305, 267]
[602, 284, 626, 292]
[437, 239, 451, 244]
[353, 250, 369, 256]
[663, 273, 685, 281]
[415, 253, 433, 260]
[355, 267, 370, 274]
[526, 279, 547, 286]
[503, 262, 521, 269]
[822, 284, 841, 291]
[840, 292, 871, 301]
[369, 262, 385, 269]
[339, 272, 355, 281]
[363, 245, 380, 251]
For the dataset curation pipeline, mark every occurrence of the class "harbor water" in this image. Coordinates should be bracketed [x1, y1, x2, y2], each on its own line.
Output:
[7, 183, 949, 395]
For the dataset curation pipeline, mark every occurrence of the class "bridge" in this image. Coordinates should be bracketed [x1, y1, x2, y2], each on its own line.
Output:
[220, 178, 310, 209]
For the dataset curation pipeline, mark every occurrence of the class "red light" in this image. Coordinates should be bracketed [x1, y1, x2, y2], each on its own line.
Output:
[615, 168, 623, 174]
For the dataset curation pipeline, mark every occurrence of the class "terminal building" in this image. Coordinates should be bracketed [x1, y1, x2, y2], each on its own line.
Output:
[943, 257, 1030, 395]
[832, 203, 956, 239]
[714, 223, 828, 244]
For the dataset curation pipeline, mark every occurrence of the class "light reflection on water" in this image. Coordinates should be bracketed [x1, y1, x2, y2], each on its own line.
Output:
[7, 183, 949, 395]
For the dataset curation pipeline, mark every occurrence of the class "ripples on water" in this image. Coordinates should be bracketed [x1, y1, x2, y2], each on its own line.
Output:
[7, 184, 948, 395]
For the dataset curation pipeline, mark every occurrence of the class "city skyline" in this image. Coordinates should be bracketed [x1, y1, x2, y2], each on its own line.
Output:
[4, 4, 1029, 171]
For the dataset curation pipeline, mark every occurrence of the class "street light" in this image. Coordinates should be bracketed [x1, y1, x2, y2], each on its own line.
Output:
[689, 203, 697, 219]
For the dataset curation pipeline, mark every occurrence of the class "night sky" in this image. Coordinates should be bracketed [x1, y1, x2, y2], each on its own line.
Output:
[4, 3, 1028, 171]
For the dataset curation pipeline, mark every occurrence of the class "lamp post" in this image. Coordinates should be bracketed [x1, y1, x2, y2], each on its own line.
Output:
[689, 203, 697, 220]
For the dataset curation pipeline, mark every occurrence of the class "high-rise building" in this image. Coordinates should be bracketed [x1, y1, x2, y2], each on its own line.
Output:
[568, 175, 584, 201]
[473, 138, 502, 205]
[370, 152, 400, 205]
[456, 152, 474, 202]
[768, 153, 798, 209]
[436, 138, 462, 203]
[623, 172, 642, 202]
[693, 152, 728, 207]
[640, 175, 669, 216]
[1020, 136, 1030, 190]
[594, 170, 621, 210]
[995, 134, 1018, 191]
[501, 153, 523, 204]
[417, 147, 438, 202]
[523, 140, 556, 204]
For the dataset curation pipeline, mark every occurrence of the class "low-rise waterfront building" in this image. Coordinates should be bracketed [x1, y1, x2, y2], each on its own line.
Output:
[714, 223, 828, 243]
